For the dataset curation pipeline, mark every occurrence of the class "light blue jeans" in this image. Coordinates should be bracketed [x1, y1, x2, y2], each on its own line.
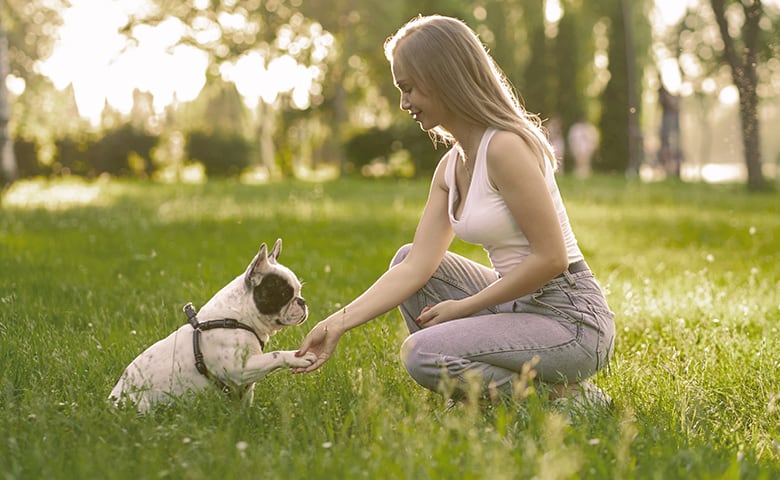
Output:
[392, 244, 615, 399]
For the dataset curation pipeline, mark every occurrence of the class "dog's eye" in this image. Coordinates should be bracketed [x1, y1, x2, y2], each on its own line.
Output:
[253, 274, 294, 314]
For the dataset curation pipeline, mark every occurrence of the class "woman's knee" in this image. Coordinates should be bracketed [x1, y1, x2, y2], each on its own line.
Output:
[400, 334, 434, 388]
[389, 243, 412, 269]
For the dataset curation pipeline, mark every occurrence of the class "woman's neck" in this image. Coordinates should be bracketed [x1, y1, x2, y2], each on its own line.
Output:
[452, 124, 486, 163]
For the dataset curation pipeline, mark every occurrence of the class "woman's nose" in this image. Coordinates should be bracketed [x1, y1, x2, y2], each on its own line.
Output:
[400, 93, 410, 111]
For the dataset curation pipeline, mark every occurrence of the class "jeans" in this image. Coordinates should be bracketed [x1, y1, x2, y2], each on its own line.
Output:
[392, 244, 615, 398]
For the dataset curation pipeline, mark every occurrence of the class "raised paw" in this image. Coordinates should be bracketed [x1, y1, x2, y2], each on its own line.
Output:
[283, 351, 317, 368]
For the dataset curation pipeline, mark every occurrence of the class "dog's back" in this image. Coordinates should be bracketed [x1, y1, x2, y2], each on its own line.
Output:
[110, 325, 208, 410]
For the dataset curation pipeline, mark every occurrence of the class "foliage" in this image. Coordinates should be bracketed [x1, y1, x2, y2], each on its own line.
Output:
[50, 126, 160, 178]
[52, 135, 89, 176]
[595, 4, 631, 174]
[11, 78, 86, 148]
[187, 130, 253, 178]
[4, 0, 778, 188]
[87, 125, 159, 178]
[344, 122, 441, 177]
[12, 137, 44, 178]
[519, 2, 550, 117]
[0, 177, 778, 479]
[708, 0, 768, 191]
[1, 0, 67, 80]
[344, 127, 393, 171]
[553, 3, 594, 173]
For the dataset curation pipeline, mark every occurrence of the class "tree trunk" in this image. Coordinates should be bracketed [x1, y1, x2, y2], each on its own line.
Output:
[621, 0, 643, 176]
[256, 100, 277, 178]
[710, 0, 766, 191]
[0, 2, 17, 184]
[736, 68, 763, 190]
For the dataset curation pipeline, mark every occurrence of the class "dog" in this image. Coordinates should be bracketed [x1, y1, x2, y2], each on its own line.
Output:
[109, 239, 317, 412]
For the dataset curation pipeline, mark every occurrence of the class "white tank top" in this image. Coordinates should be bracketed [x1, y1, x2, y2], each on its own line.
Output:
[445, 128, 584, 276]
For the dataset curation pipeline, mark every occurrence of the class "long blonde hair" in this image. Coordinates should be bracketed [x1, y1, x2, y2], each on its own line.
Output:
[384, 15, 556, 166]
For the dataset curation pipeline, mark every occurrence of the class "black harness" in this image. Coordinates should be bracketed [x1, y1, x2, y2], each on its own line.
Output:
[182, 302, 265, 395]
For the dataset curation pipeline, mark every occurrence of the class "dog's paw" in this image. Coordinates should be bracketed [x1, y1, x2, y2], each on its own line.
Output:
[283, 351, 317, 368]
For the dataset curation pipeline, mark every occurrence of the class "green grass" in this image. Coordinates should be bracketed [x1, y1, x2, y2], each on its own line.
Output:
[1, 176, 778, 479]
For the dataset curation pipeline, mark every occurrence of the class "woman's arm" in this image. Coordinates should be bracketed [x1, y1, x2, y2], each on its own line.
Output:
[293, 154, 455, 372]
[415, 131, 568, 327]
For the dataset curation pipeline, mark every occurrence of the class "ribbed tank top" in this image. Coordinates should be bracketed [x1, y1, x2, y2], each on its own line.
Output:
[445, 128, 583, 276]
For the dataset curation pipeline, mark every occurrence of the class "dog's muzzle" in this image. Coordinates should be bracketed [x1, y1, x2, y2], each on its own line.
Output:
[278, 297, 307, 326]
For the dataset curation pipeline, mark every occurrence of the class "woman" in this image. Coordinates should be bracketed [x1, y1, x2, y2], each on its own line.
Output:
[294, 15, 615, 406]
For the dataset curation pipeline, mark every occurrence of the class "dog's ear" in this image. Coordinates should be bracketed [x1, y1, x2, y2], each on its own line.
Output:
[269, 238, 282, 263]
[244, 243, 270, 287]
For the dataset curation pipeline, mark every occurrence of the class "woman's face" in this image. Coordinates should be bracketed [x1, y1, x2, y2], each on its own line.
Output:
[392, 60, 445, 131]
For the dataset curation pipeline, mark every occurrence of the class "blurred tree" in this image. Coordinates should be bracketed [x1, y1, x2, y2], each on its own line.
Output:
[667, 0, 778, 189]
[87, 124, 159, 177]
[129, 89, 156, 133]
[0, 0, 66, 183]
[596, 0, 630, 174]
[710, 0, 769, 191]
[553, 1, 598, 173]
[14, 79, 83, 150]
[295, 0, 392, 175]
[0, 5, 13, 182]
[122, 0, 294, 73]
[187, 129, 251, 177]
[520, 1, 551, 118]
[594, 0, 650, 174]
[292, 0, 474, 176]
[121, 0, 327, 177]
[295, 0, 463, 175]
[172, 77, 253, 174]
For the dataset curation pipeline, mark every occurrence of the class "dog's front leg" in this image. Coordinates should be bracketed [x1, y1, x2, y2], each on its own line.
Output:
[231, 350, 316, 385]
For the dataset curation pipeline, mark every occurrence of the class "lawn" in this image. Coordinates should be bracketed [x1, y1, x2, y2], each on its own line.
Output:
[1, 176, 778, 479]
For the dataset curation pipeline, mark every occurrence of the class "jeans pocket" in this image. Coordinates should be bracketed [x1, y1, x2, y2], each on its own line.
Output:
[529, 288, 582, 341]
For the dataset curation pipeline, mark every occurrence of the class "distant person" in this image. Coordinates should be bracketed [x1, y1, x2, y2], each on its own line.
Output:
[658, 84, 682, 177]
[567, 117, 599, 178]
[294, 15, 615, 409]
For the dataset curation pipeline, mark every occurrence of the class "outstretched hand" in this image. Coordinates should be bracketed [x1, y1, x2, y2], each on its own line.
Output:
[292, 321, 341, 374]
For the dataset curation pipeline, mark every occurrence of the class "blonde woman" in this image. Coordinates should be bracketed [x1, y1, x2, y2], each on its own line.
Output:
[295, 15, 615, 407]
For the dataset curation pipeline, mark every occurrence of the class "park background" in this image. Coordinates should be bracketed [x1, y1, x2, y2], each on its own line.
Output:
[0, 0, 779, 189]
[1, 1, 779, 479]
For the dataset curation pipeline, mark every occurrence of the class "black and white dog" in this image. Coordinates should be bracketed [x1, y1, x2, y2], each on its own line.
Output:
[109, 239, 316, 412]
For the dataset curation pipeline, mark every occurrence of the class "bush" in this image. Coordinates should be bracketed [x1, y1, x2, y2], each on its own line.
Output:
[344, 127, 395, 171]
[345, 123, 440, 178]
[53, 136, 89, 176]
[186, 130, 252, 178]
[13, 138, 47, 178]
[52, 126, 159, 178]
[391, 122, 441, 177]
[87, 125, 159, 177]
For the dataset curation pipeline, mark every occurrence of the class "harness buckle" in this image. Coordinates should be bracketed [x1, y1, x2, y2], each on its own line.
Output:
[183, 302, 199, 329]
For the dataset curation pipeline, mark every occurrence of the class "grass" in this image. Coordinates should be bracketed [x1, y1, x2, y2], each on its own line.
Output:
[0, 175, 778, 479]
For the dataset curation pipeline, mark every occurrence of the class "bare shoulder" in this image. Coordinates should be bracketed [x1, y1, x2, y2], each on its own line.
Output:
[490, 130, 532, 152]
[431, 147, 456, 192]
[486, 130, 545, 184]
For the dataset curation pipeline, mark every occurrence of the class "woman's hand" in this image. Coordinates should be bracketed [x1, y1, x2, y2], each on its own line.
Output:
[414, 299, 469, 327]
[292, 319, 343, 374]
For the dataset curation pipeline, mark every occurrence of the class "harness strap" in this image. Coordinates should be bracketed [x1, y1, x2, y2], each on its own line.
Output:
[182, 302, 264, 395]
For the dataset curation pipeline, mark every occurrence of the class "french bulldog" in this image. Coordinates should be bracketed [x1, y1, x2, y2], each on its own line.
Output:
[109, 239, 316, 412]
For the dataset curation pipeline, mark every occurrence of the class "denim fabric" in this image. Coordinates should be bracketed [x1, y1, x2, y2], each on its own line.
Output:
[391, 244, 615, 398]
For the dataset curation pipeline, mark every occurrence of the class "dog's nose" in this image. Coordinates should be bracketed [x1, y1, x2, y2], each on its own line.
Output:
[296, 297, 306, 308]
